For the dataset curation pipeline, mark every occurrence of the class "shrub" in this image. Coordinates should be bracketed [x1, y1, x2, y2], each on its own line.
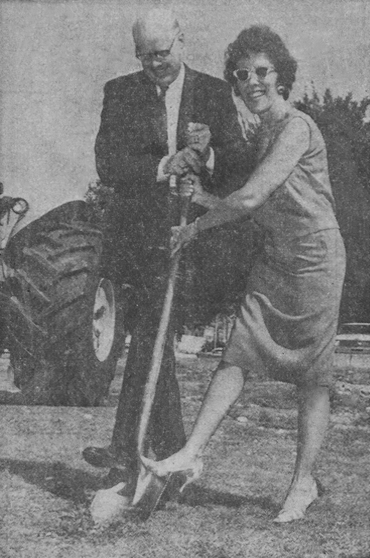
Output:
[296, 88, 370, 322]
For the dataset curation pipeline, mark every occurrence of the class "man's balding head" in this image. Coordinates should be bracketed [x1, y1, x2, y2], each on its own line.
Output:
[133, 8, 184, 88]
[132, 8, 180, 44]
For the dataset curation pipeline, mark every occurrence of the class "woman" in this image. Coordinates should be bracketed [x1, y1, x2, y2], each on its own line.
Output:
[143, 25, 346, 523]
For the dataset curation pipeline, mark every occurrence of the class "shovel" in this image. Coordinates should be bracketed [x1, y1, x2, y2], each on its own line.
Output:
[131, 190, 191, 518]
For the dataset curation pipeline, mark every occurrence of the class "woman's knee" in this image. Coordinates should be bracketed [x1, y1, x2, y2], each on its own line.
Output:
[217, 360, 249, 382]
[296, 383, 330, 409]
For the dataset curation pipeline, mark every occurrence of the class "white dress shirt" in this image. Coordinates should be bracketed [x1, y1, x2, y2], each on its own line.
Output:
[157, 64, 214, 182]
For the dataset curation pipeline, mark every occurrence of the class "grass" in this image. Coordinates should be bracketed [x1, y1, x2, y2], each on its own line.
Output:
[1, 356, 370, 558]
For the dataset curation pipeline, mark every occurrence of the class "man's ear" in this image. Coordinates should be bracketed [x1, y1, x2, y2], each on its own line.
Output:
[177, 32, 185, 45]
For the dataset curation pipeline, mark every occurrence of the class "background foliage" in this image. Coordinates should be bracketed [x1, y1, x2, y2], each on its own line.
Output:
[296, 88, 370, 322]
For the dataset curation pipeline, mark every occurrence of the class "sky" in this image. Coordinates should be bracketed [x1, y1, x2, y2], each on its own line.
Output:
[175, 0, 370, 101]
[0, 0, 369, 224]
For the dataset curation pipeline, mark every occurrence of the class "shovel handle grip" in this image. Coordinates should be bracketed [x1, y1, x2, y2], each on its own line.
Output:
[180, 193, 191, 227]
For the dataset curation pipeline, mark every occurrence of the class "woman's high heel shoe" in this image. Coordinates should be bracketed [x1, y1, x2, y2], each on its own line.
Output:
[141, 454, 204, 493]
[273, 478, 319, 523]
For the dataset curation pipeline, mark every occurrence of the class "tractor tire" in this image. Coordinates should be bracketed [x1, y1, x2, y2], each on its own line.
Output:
[4, 201, 126, 406]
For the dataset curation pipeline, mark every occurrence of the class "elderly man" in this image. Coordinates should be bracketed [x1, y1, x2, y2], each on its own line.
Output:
[83, 8, 253, 499]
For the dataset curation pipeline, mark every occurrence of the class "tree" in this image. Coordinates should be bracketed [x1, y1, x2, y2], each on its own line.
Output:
[296, 87, 370, 322]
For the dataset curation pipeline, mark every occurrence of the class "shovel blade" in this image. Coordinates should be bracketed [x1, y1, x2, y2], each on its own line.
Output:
[132, 464, 169, 519]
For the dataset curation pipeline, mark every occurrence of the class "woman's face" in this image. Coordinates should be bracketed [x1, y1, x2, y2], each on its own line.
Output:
[235, 52, 280, 115]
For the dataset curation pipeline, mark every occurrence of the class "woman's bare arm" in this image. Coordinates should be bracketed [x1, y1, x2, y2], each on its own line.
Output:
[196, 116, 310, 232]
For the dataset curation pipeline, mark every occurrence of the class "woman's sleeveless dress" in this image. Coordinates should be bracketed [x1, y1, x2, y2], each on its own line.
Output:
[222, 109, 346, 386]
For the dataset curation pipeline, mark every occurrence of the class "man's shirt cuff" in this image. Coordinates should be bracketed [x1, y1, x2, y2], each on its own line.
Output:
[157, 156, 171, 182]
[205, 148, 215, 175]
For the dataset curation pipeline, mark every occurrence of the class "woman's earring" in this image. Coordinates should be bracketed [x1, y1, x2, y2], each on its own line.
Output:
[277, 85, 285, 95]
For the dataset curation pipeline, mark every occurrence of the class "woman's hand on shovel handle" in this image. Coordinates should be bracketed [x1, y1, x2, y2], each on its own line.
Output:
[171, 221, 199, 256]
[179, 173, 206, 205]
[171, 174, 204, 256]
[178, 174, 195, 198]
[180, 173, 219, 210]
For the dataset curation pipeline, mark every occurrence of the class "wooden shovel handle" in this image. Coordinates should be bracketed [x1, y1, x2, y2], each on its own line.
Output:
[180, 193, 190, 227]
[136, 193, 191, 456]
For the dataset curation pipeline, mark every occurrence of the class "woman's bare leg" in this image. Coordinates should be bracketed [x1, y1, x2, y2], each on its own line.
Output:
[185, 365, 245, 457]
[143, 364, 245, 476]
[274, 384, 330, 522]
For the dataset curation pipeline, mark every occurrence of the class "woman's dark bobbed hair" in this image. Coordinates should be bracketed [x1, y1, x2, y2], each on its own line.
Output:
[224, 25, 297, 100]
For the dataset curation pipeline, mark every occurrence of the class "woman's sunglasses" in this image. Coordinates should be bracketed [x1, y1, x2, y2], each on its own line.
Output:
[233, 67, 276, 82]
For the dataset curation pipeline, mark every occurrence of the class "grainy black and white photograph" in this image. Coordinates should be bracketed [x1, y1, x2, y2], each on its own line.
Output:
[1, 0, 370, 556]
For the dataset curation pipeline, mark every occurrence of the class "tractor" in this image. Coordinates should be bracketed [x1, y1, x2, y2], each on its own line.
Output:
[0, 182, 125, 405]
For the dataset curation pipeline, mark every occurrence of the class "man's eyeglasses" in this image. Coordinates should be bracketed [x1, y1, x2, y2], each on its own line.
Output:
[233, 67, 276, 82]
[136, 35, 177, 62]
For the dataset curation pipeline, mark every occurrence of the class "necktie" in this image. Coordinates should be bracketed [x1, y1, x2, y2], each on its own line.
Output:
[156, 85, 168, 152]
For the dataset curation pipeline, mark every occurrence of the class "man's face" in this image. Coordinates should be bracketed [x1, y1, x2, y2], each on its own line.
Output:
[135, 29, 184, 88]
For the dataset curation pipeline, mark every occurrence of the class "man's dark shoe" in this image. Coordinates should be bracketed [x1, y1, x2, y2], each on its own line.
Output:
[82, 446, 120, 468]
[83, 446, 136, 473]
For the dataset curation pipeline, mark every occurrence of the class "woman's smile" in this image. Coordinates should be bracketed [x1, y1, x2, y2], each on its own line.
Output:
[236, 52, 280, 115]
[248, 88, 266, 100]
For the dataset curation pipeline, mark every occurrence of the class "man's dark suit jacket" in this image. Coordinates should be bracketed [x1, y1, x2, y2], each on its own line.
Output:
[95, 64, 254, 290]
[96, 65, 251, 199]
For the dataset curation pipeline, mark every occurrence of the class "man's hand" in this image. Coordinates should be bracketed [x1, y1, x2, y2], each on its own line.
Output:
[164, 147, 203, 177]
[187, 123, 211, 161]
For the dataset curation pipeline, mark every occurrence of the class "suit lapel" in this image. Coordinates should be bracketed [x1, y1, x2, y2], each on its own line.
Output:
[177, 66, 197, 149]
[135, 72, 168, 155]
